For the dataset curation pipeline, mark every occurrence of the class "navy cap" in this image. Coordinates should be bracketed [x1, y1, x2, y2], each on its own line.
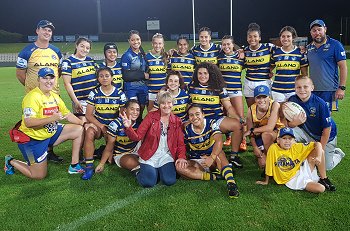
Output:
[279, 127, 295, 138]
[38, 67, 55, 78]
[254, 85, 270, 98]
[104, 43, 118, 53]
[37, 20, 55, 30]
[310, 19, 326, 29]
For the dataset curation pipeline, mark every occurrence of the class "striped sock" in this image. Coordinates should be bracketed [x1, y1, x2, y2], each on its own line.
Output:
[221, 165, 235, 184]
[85, 158, 94, 168]
[202, 172, 216, 180]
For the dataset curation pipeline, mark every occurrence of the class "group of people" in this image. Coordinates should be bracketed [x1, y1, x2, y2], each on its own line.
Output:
[4, 18, 347, 197]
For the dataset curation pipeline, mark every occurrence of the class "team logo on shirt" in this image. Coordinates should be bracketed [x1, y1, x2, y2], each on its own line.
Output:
[309, 107, 316, 117]
[275, 155, 299, 172]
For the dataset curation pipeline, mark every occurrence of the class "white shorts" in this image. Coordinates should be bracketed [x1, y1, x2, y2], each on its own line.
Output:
[243, 79, 271, 98]
[113, 141, 140, 168]
[212, 116, 225, 131]
[227, 90, 243, 98]
[72, 100, 87, 115]
[148, 93, 157, 101]
[285, 159, 319, 190]
[271, 91, 295, 103]
[192, 158, 210, 172]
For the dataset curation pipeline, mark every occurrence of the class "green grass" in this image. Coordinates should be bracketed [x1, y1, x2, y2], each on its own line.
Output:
[1, 62, 350, 231]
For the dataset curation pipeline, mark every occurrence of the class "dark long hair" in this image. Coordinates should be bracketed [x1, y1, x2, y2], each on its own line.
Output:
[74, 37, 92, 55]
[192, 62, 226, 91]
[128, 30, 145, 57]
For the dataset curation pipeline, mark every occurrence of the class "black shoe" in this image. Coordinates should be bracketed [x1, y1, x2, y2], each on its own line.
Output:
[93, 145, 105, 160]
[318, 177, 336, 191]
[227, 182, 239, 198]
[230, 155, 243, 169]
[47, 150, 64, 163]
[211, 170, 225, 180]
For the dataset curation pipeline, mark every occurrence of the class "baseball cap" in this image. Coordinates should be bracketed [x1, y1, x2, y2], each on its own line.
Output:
[254, 85, 270, 98]
[310, 19, 326, 29]
[104, 43, 118, 53]
[38, 67, 55, 78]
[278, 127, 295, 138]
[37, 20, 55, 30]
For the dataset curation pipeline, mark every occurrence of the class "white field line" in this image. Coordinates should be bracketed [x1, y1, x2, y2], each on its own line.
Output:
[54, 187, 160, 231]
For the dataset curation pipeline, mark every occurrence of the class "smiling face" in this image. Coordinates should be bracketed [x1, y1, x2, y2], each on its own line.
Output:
[310, 26, 327, 44]
[105, 49, 117, 63]
[159, 99, 173, 115]
[277, 135, 295, 150]
[167, 74, 180, 91]
[221, 38, 234, 55]
[177, 38, 189, 55]
[197, 67, 209, 85]
[152, 37, 164, 54]
[97, 69, 113, 87]
[247, 31, 261, 49]
[280, 30, 293, 48]
[295, 78, 314, 102]
[125, 102, 140, 122]
[255, 95, 270, 110]
[188, 106, 204, 127]
[129, 33, 141, 52]
[36, 27, 53, 43]
[38, 75, 55, 93]
[75, 40, 91, 59]
[199, 31, 211, 48]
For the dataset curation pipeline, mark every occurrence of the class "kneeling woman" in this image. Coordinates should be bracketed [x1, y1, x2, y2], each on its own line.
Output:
[121, 91, 187, 187]
[176, 104, 239, 198]
[4, 67, 85, 179]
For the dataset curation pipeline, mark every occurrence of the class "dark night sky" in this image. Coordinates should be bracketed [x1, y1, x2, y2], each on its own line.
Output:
[0, 0, 349, 45]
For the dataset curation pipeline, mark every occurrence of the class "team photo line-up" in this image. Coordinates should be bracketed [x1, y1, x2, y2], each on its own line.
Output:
[4, 18, 347, 198]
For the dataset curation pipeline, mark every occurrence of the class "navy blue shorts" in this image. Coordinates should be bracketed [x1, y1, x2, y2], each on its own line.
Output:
[313, 91, 338, 112]
[124, 81, 148, 105]
[18, 124, 64, 165]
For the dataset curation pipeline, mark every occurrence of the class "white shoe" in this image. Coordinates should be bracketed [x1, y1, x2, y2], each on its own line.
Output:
[334, 148, 345, 158]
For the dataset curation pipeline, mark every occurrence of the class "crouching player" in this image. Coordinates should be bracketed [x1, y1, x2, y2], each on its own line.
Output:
[256, 127, 336, 193]
[176, 104, 239, 198]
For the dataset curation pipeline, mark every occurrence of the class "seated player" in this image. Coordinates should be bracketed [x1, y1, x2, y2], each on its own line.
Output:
[176, 104, 239, 199]
[286, 75, 345, 170]
[244, 85, 284, 169]
[256, 127, 336, 193]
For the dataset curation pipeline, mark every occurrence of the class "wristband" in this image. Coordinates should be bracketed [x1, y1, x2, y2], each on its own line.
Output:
[250, 127, 255, 136]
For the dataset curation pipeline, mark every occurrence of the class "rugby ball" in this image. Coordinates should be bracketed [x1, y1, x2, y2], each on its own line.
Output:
[282, 101, 306, 123]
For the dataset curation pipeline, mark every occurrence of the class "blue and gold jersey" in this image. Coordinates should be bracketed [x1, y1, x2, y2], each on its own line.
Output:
[154, 89, 190, 121]
[244, 43, 275, 81]
[97, 62, 123, 91]
[188, 84, 229, 120]
[184, 118, 221, 159]
[271, 47, 308, 93]
[145, 52, 167, 94]
[87, 86, 127, 125]
[250, 100, 284, 130]
[107, 118, 139, 155]
[191, 43, 221, 65]
[16, 43, 62, 94]
[169, 52, 195, 85]
[61, 55, 97, 101]
[218, 52, 244, 91]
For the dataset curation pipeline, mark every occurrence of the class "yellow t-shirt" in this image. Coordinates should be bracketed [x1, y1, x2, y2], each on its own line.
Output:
[19, 87, 70, 140]
[265, 142, 315, 184]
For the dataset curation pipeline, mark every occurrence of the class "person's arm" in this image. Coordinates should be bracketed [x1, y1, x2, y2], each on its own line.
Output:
[300, 66, 308, 76]
[335, 60, 347, 100]
[16, 69, 26, 86]
[95, 134, 115, 173]
[65, 112, 84, 125]
[122, 111, 152, 141]
[62, 74, 83, 113]
[254, 102, 280, 133]
[243, 107, 253, 138]
[256, 175, 270, 185]
[320, 127, 331, 150]
[24, 112, 64, 128]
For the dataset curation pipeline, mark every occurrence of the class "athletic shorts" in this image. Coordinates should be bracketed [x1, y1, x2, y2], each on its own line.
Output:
[271, 91, 295, 103]
[285, 159, 319, 190]
[113, 141, 140, 167]
[72, 100, 87, 116]
[212, 116, 225, 130]
[18, 124, 64, 165]
[191, 158, 210, 172]
[227, 90, 243, 98]
[313, 91, 338, 112]
[243, 79, 271, 98]
[124, 81, 148, 105]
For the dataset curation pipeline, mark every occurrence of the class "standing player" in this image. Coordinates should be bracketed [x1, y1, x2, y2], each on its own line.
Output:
[169, 36, 195, 86]
[16, 19, 63, 162]
[97, 43, 123, 91]
[145, 33, 168, 111]
[61, 37, 97, 121]
[271, 26, 308, 103]
[191, 27, 221, 65]
[306, 19, 347, 111]
[243, 23, 275, 107]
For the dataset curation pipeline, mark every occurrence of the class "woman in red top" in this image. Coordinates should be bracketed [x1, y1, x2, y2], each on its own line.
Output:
[121, 91, 187, 187]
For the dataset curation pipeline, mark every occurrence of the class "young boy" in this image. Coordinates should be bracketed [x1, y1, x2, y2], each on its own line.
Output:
[286, 75, 345, 170]
[256, 127, 335, 193]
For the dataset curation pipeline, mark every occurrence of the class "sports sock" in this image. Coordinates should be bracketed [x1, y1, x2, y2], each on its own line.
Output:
[85, 158, 94, 168]
[201, 172, 217, 180]
[221, 165, 235, 184]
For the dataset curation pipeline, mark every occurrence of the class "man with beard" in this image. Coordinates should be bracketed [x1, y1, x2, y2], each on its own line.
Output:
[306, 19, 347, 112]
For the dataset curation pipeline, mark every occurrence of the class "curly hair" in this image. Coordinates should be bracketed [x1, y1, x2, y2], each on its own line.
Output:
[192, 62, 226, 91]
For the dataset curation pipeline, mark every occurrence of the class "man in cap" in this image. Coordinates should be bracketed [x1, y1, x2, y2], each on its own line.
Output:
[16, 20, 63, 162]
[306, 19, 347, 112]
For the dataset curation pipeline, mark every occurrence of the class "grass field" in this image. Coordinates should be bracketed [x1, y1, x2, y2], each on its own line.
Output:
[0, 62, 350, 231]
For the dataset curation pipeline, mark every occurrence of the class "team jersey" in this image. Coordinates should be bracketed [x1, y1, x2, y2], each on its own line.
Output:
[97, 62, 123, 91]
[87, 86, 126, 125]
[154, 89, 189, 121]
[19, 87, 70, 140]
[217, 51, 244, 91]
[169, 51, 195, 85]
[184, 118, 221, 159]
[16, 43, 62, 94]
[188, 83, 230, 120]
[61, 55, 97, 101]
[271, 47, 308, 93]
[107, 118, 139, 155]
[191, 43, 221, 65]
[244, 43, 275, 81]
[145, 52, 167, 94]
[265, 142, 315, 184]
[250, 100, 284, 129]
[306, 36, 347, 91]
[288, 94, 337, 141]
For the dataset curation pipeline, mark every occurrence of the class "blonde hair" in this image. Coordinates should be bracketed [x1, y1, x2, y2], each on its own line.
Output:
[157, 90, 174, 105]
